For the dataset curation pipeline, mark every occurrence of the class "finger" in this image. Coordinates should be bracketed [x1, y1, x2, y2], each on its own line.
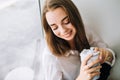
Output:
[99, 52, 104, 63]
[100, 48, 106, 56]
[87, 59, 100, 68]
[94, 47, 99, 52]
[104, 50, 109, 62]
[81, 65, 90, 71]
[99, 49, 106, 63]
[104, 49, 110, 59]
[90, 71, 101, 79]
[82, 54, 93, 66]
[87, 71, 100, 80]
[87, 66, 102, 73]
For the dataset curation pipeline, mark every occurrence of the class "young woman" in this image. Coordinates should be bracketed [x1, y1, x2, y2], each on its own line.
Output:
[39, 0, 115, 80]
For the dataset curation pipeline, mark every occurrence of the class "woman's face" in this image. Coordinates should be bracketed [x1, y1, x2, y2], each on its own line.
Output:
[46, 7, 76, 42]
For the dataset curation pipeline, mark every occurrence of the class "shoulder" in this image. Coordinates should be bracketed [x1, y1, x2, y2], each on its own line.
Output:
[35, 38, 56, 65]
[36, 38, 59, 65]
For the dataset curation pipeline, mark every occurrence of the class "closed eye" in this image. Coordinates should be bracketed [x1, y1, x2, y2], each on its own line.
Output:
[51, 26, 58, 30]
[62, 17, 70, 25]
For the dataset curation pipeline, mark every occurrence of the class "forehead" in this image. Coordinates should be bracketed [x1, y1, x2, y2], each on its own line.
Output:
[45, 7, 68, 24]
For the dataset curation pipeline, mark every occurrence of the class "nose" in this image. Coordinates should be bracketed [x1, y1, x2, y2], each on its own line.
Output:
[59, 25, 67, 33]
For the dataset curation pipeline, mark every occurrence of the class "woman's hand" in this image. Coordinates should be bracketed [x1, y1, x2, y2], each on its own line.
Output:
[94, 47, 113, 64]
[76, 54, 102, 80]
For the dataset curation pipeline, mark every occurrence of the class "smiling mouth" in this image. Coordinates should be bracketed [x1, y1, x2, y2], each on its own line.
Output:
[64, 30, 72, 38]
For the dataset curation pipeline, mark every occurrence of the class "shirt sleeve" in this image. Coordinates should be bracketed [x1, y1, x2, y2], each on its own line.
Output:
[33, 39, 63, 80]
[35, 39, 63, 80]
[42, 47, 63, 80]
[85, 27, 115, 66]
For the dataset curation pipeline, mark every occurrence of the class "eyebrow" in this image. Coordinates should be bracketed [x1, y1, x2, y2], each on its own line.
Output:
[50, 16, 68, 27]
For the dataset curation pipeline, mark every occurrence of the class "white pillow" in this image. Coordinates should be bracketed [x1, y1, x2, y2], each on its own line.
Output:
[4, 67, 34, 80]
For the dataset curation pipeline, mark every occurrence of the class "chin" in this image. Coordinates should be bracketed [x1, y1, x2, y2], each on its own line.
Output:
[64, 36, 74, 41]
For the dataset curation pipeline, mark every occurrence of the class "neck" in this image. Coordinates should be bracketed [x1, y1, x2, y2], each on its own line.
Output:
[68, 39, 76, 50]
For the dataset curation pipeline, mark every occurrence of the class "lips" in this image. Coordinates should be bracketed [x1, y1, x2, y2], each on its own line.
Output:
[63, 30, 72, 38]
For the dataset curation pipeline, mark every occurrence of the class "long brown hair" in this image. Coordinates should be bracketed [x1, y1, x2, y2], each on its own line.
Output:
[42, 0, 90, 56]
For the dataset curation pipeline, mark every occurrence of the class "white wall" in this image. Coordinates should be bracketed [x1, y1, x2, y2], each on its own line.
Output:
[73, 0, 120, 46]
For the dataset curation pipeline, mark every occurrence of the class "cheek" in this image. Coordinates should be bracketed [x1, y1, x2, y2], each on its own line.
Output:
[73, 27, 76, 33]
[71, 25, 76, 32]
[53, 30, 60, 37]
